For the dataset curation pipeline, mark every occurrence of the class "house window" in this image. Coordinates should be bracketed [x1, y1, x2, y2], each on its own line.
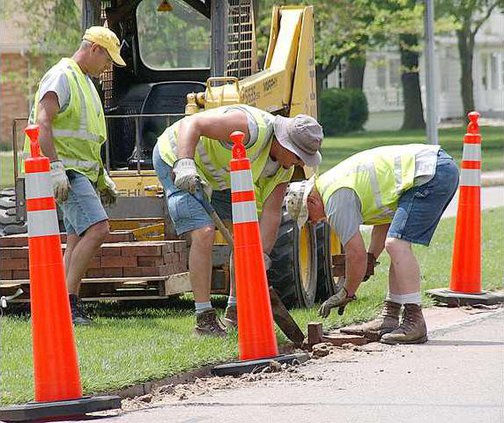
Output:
[389, 58, 400, 87]
[490, 53, 500, 90]
[481, 53, 489, 90]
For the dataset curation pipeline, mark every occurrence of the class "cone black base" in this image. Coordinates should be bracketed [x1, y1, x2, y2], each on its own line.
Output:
[427, 288, 504, 307]
[212, 352, 309, 377]
[0, 395, 121, 422]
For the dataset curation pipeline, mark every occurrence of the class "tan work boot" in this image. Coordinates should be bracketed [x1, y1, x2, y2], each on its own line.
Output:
[194, 309, 226, 337]
[222, 304, 238, 329]
[340, 300, 401, 341]
[380, 303, 428, 345]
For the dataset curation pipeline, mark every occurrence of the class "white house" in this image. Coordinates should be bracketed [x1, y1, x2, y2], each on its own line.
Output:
[327, 10, 504, 120]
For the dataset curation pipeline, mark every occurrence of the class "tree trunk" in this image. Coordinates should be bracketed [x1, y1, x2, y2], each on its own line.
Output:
[456, 28, 475, 118]
[344, 55, 366, 90]
[399, 33, 425, 130]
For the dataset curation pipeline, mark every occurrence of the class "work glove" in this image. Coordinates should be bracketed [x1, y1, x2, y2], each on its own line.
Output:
[97, 171, 119, 207]
[318, 286, 356, 318]
[50, 160, 71, 203]
[173, 158, 209, 195]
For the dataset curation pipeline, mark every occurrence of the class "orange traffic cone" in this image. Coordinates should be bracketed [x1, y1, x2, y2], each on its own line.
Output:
[212, 131, 308, 376]
[427, 112, 504, 307]
[0, 125, 120, 421]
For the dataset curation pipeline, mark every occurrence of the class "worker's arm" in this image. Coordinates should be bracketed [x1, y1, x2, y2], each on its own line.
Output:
[34, 92, 71, 203]
[173, 110, 250, 193]
[259, 182, 287, 256]
[176, 110, 249, 159]
[343, 231, 368, 297]
[318, 231, 367, 318]
[36, 92, 60, 161]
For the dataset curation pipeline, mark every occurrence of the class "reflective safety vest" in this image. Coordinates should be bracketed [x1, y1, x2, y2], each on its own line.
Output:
[157, 105, 293, 211]
[316, 144, 440, 225]
[25, 58, 107, 182]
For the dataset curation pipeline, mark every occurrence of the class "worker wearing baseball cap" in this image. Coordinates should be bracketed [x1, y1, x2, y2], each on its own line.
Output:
[24, 26, 126, 325]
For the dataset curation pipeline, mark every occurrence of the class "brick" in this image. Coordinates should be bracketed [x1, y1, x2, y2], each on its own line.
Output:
[173, 241, 186, 252]
[85, 268, 103, 278]
[0, 235, 28, 247]
[0, 247, 28, 259]
[101, 255, 138, 268]
[12, 270, 29, 279]
[101, 245, 122, 256]
[138, 256, 165, 267]
[0, 270, 13, 279]
[123, 266, 161, 277]
[121, 244, 163, 257]
[100, 267, 123, 277]
[0, 258, 28, 270]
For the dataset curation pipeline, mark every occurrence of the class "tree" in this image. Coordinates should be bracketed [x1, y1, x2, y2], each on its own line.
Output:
[437, 0, 504, 117]
[256, 0, 374, 111]
[367, 0, 426, 129]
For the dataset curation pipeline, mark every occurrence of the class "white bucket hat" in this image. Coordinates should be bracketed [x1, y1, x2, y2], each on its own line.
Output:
[286, 176, 316, 228]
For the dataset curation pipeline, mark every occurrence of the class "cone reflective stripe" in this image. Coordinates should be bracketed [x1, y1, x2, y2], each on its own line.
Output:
[24, 124, 82, 402]
[450, 112, 481, 293]
[230, 130, 278, 361]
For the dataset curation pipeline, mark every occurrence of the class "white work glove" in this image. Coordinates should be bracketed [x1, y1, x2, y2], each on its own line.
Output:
[173, 158, 208, 194]
[97, 171, 119, 207]
[318, 286, 356, 318]
[50, 160, 71, 203]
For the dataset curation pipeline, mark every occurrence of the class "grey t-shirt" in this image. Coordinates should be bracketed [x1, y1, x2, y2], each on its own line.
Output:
[326, 147, 441, 245]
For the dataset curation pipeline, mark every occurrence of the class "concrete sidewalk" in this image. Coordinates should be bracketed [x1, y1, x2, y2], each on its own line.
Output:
[79, 306, 504, 423]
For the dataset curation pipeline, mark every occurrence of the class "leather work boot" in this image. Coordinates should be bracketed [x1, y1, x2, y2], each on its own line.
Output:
[340, 300, 401, 341]
[69, 294, 92, 326]
[222, 304, 238, 329]
[194, 308, 227, 337]
[380, 303, 428, 345]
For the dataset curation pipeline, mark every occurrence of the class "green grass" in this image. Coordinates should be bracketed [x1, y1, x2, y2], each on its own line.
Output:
[0, 152, 15, 188]
[320, 126, 504, 173]
[1, 208, 503, 405]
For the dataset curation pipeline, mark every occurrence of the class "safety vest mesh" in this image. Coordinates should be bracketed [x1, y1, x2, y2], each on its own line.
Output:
[158, 105, 293, 212]
[25, 58, 107, 182]
[316, 144, 435, 225]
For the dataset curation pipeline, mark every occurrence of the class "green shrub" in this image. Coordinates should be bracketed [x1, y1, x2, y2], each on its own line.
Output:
[320, 88, 368, 135]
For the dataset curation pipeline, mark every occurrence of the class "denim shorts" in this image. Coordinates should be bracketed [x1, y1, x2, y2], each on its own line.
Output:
[388, 149, 459, 246]
[60, 171, 108, 236]
[152, 144, 231, 235]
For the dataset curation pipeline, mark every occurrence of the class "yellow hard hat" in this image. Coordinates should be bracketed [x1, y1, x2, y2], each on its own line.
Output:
[83, 26, 126, 67]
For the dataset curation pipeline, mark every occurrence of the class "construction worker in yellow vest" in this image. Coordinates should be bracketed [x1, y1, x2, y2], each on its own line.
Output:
[154, 105, 323, 336]
[286, 144, 459, 344]
[26, 27, 126, 325]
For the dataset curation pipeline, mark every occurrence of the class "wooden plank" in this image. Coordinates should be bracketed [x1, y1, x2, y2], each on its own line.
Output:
[159, 272, 191, 296]
[0, 275, 187, 287]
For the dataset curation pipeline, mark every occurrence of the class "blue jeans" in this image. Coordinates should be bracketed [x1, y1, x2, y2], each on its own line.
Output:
[388, 149, 459, 246]
[152, 144, 231, 235]
[60, 171, 108, 236]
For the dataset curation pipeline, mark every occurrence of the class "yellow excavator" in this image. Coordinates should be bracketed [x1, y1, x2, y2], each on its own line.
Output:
[2, 0, 343, 307]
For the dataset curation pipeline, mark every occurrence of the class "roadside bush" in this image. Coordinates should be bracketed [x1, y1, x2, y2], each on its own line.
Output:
[320, 88, 368, 135]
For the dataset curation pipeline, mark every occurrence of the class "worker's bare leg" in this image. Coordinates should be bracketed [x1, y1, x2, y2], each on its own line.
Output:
[65, 220, 109, 295]
[381, 237, 427, 344]
[189, 225, 215, 303]
[189, 225, 226, 336]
